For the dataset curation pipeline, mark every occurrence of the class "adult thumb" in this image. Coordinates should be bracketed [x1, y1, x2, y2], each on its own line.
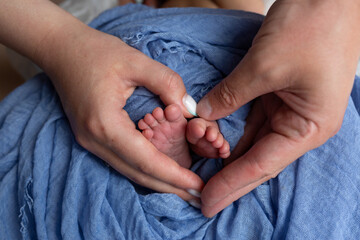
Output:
[196, 54, 274, 120]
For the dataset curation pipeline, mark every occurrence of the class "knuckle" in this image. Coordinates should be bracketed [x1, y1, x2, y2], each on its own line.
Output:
[162, 69, 182, 91]
[248, 52, 288, 87]
[216, 80, 240, 109]
[137, 161, 154, 176]
[249, 158, 274, 179]
[74, 134, 89, 149]
[253, 60, 275, 83]
[82, 116, 108, 141]
[84, 119, 100, 136]
[74, 119, 104, 149]
[254, 55, 271, 74]
[246, 51, 268, 77]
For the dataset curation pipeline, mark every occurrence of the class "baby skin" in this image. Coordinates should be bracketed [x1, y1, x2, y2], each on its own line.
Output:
[138, 104, 230, 168]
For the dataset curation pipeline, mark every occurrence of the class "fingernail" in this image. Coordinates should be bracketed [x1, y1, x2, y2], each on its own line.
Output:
[182, 94, 198, 117]
[187, 189, 201, 198]
[197, 97, 212, 119]
[188, 199, 201, 209]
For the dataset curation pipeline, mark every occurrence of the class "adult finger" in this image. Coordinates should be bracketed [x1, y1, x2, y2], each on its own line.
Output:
[113, 128, 204, 191]
[196, 53, 280, 120]
[89, 139, 202, 201]
[223, 99, 266, 166]
[201, 128, 317, 217]
[129, 53, 194, 118]
[79, 109, 204, 195]
[201, 170, 280, 218]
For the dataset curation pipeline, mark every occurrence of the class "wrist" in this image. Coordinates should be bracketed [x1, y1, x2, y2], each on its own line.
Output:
[0, 0, 93, 73]
[37, 19, 92, 76]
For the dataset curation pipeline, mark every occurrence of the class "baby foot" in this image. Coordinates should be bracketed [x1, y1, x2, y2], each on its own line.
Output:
[138, 104, 192, 168]
[186, 118, 230, 159]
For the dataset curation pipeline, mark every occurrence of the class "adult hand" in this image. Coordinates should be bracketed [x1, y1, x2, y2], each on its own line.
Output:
[197, 0, 360, 217]
[0, 0, 203, 201]
[48, 29, 204, 201]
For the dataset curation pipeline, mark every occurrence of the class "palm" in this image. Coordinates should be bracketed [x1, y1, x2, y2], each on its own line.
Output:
[224, 92, 315, 171]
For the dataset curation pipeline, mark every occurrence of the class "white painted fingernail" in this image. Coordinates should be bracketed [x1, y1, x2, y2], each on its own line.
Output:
[187, 189, 201, 198]
[188, 199, 201, 209]
[182, 94, 198, 117]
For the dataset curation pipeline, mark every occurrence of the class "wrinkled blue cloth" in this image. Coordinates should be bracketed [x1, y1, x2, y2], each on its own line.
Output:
[1, 4, 360, 240]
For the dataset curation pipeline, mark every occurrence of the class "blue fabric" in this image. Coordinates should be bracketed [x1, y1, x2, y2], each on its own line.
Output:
[1, 4, 360, 239]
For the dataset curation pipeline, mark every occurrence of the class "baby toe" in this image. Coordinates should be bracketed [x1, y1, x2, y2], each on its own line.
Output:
[220, 151, 231, 159]
[219, 141, 230, 157]
[212, 134, 224, 149]
[152, 107, 165, 122]
[144, 113, 158, 128]
[138, 119, 150, 130]
[205, 126, 219, 142]
[186, 119, 207, 144]
[164, 104, 183, 122]
[142, 128, 154, 140]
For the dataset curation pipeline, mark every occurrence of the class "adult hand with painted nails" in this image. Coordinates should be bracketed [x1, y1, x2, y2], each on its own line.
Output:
[197, 0, 360, 217]
[0, 0, 203, 201]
